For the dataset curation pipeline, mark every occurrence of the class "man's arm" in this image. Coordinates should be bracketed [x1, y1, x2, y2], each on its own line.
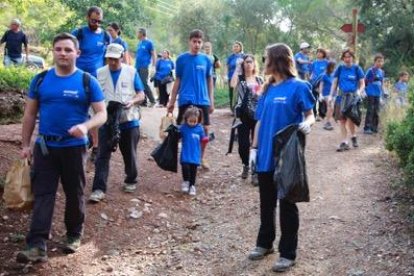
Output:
[151, 50, 157, 67]
[208, 76, 214, 113]
[167, 77, 180, 113]
[24, 34, 29, 61]
[125, 91, 145, 108]
[68, 101, 107, 138]
[21, 99, 39, 159]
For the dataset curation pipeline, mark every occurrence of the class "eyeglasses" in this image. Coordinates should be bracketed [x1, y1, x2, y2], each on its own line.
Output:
[89, 18, 103, 24]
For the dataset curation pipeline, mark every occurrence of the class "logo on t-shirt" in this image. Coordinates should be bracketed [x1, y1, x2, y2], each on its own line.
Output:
[273, 97, 287, 104]
[97, 41, 104, 47]
[196, 65, 206, 71]
[347, 74, 356, 80]
[63, 90, 79, 98]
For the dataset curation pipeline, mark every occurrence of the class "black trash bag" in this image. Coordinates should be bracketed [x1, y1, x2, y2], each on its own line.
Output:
[318, 100, 327, 119]
[226, 118, 242, 155]
[106, 101, 124, 152]
[343, 96, 362, 126]
[273, 125, 309, 203]
[151, 124, 180, 172]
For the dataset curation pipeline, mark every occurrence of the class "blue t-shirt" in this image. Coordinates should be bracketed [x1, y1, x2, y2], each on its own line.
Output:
[365, 67, 384, 97]
[1, 30, 28, 58]
[394, 81, 408, 95]
[255, 78, 315, 172]
[294, 52, 310, 74]
[321, 73, 334, 97]
[29, 69, 105, 147]
[176, 52, 212, 106]
[135, 39, 154, 69]
[226, 53, 243, 80]
[155, 59, 174, 81]
[310, 59, 328, 82]
[333, 64, 365, 93]
[72, 27, 110, 77]
[113, 37, 128, 51]
[180, 124, 206, 165]
[109, 68, 144, 130]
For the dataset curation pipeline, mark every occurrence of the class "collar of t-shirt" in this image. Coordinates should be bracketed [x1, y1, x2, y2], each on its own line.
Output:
[110, 68, 122, 87]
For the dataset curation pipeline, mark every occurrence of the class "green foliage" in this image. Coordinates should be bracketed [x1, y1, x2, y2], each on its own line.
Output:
[214, 87, 230, 108]
[0, 66, 36, 92]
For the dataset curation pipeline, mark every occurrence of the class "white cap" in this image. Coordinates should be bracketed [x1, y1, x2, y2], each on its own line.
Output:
[300, 42, 310, 49]
[105, 43, 124, 59]
[11, 18, 21, 26]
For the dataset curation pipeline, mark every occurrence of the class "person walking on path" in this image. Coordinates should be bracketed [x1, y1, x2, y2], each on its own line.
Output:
[393, 71, 410, 106]
[135, 28, 157, 107]
[179, 107, 208, 196]
[107, 22, 131, 65]
[226, 41, 244, 112]
[167, 29, 214, 170]
[231, 54, 263, 185]
[309, 48, 329, 120]
[204, 42, 221, 88]
[72, 6, 111, 163]
[294, 42, 312, 80]
[248, 43, 315, 272]
[1, 18, 29, 66]
[89, 43, 145, 202]
[328, 49, 365, 152]
[154, 50, 174, 107]
[16, 33, 107, 263]
[364, 53, 385, 134]
[319, 61, 336, 130]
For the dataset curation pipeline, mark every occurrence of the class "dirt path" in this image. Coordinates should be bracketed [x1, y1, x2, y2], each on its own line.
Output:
[0, 108, 413, 276]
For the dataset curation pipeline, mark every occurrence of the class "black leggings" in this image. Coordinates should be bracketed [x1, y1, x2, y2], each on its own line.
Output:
[181, 163, 198, 186]
[237, 119, 256, 165]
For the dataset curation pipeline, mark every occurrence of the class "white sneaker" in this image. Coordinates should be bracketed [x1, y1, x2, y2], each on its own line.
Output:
[181, 181, 189, 193]
[123, 183, 137, 193]
[89, 190, 105, 203]
[188, 186, 196, 196]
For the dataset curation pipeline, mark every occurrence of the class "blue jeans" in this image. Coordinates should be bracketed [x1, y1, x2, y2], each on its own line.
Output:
[3, 55, 23, 66]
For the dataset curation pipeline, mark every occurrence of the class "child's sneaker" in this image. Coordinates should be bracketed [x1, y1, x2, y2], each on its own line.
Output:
[181, 181, 189, 193]
[351, 136, 359, 148]
[188, 186, 196, 196]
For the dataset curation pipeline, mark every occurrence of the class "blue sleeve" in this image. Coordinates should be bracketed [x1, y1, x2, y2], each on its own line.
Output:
[255, 92, 266, 121]
[176, 56, 183, 78]
[71, 28, 79, 37]
[296, 82, 315, 113]
[155, 60, 161, 71]
[226, 55, 231, 66]
[357, 66, 365, 80]
[28, 76, 39, 100]
[171, 60, 175, 70]
[122, 40, 128, 51]
[365, 68, 372, 80]
[134, 72, 144, 92]
[89, 76, 105, 102]
[198, 125, 206, 138]
[148, 40, 154, 52]
[333, 66, 340, 78]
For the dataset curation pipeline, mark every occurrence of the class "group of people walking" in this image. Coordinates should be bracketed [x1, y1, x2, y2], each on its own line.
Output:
[1, 5, 410, 274]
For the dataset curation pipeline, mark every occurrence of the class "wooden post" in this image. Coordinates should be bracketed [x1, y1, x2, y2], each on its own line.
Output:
[352, 8, 358, 58]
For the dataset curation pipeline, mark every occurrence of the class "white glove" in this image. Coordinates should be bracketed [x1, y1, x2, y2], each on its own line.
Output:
[249, 148, 257, 169]
[298, 121, 311, 135]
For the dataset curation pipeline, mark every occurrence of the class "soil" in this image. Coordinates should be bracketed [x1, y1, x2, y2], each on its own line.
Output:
[0, 108, 413, 276]
[0, 90, 25, 125]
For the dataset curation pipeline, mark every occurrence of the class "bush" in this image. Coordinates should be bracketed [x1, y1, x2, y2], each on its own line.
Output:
[214, 87, 229, 108]
[0, 66, 37, 92]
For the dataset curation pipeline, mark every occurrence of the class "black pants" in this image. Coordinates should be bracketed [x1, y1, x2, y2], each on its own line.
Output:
[138, 68, 155, 104]
[228, 84, 234, 111]
[92, 126, 140, 192]
[26, 144, 87, 251]
[256, 172, 299, 260]
[364, 95, 380, 132]
[181, 163, 198, 186]
[312, 88, 319, 117]
[237, 119, 256, 165]
[158, 82, 169, 106]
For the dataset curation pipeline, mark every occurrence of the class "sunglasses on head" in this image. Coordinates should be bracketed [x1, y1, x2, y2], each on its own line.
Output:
[89, 18, 103, 24]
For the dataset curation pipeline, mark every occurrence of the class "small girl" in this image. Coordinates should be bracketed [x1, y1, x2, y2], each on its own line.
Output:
[394, 71, 410, 106]
[319, 61, 336, 130]
[179, 106, 208, 196]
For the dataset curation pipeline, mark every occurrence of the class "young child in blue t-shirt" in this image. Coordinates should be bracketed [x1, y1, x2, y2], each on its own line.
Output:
[179, 106, 208, 196]
[394, 71, 410, 106]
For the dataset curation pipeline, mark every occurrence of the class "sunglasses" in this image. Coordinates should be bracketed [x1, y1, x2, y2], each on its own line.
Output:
[89, 18, 103, 24]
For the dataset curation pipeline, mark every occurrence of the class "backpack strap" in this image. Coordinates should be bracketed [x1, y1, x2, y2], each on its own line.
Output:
[33, 70, 49, 99]
[82, 72, 91, 103]
[75, 27, 83, 42]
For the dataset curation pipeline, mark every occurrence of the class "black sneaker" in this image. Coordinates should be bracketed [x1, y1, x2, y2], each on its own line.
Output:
[241, 165, 249, 179]
[89, 147, 98, 163]
[248, 246, 275, 260]
[336, 142, 350, 152]
[16, 247, 48, 263]
[63, 236, 81, 254]
[351, 137, 359, 148]
[364, 129, 373, 135]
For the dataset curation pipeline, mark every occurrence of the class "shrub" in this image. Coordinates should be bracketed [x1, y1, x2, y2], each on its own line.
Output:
[0, 66, 37, 92]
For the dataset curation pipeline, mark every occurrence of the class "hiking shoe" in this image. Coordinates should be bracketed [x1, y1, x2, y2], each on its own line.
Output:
[181, 181, 190, 193]
[241, 165, 249, 179]
[188, 186, 196, 196]
[336, 142, 350, 152]
[89, 189, 105, 203]
[201, 159, 210, 170]
[323, 122, 334, 131]
[89, 147, 98, 163]
[272, 257, 295, 272]
[63, 236, 81, 254]
[248, 247, 274, 260]
[251, 173, 259, 187]
[315, 116, 321, 122]
[364, 129, 373, 135]
[123, 183, 137, 193]
[16, 247, 48, 263]
[351, 136, 359, 148]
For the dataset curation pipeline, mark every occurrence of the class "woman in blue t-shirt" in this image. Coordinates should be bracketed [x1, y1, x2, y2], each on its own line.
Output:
[328, 49, 365, 152]
[154, 50, 175, 107]
[248, 43, 315, 273]
[107, 22, 131, 65]
[319, 61, 336, 130]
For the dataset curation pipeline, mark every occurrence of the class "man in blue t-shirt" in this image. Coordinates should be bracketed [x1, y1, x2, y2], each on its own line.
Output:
[16, 33, 107, 263]
[0, 18, 29, 66]
[167, 29, 214, 169]
[89, 43, 145, 203]
[135, 28, 157, 106]
[364, 54, 385, 134]
[294, 42, 312, 80]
